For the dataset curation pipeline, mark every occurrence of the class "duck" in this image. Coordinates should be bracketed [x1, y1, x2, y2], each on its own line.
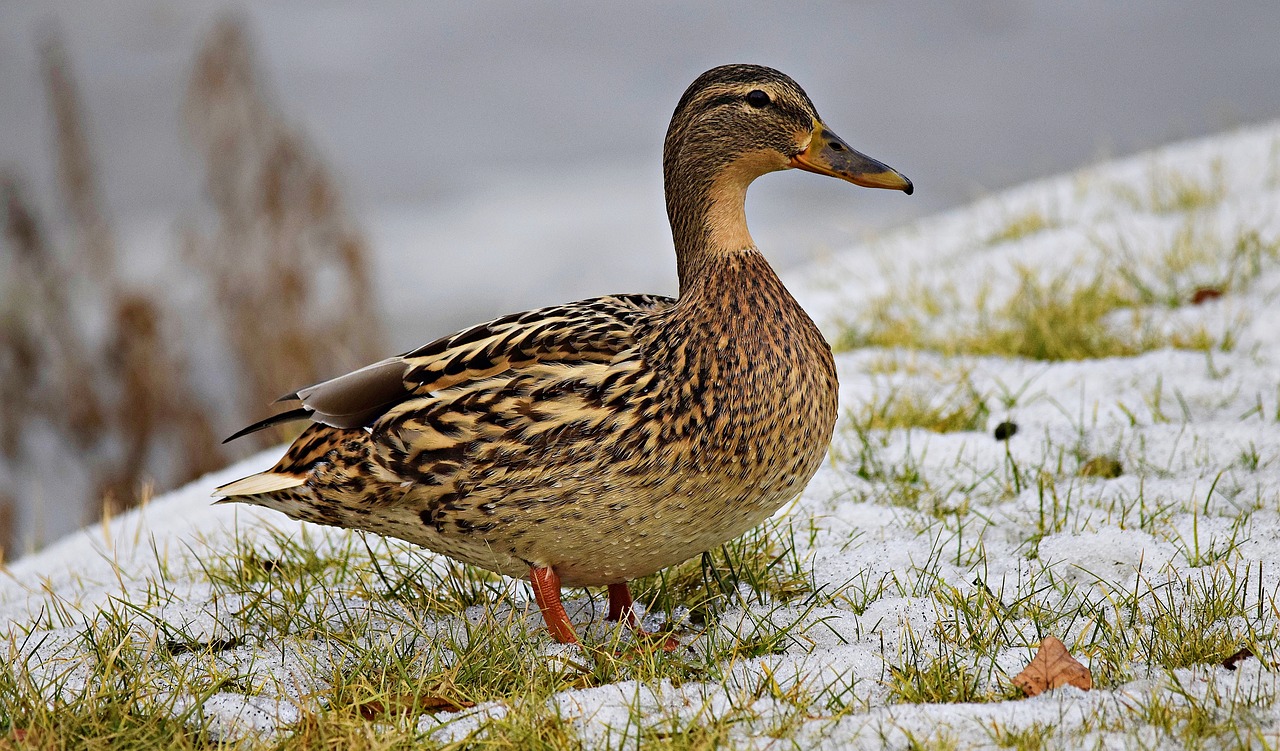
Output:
[215, 64, 912, 646]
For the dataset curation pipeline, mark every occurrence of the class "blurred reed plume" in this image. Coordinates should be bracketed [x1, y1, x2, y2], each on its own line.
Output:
[0, 19, 384, 557]
[184, 19, 383, 413]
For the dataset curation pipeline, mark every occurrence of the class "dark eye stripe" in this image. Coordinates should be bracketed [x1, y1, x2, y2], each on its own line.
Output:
[703, 93, 742, 110]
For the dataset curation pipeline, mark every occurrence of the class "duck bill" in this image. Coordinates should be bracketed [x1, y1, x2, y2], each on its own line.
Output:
[790, 122, 913, 195]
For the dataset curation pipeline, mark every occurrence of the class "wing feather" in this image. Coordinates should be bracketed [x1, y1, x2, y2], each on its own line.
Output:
[224, 293, 673, 441]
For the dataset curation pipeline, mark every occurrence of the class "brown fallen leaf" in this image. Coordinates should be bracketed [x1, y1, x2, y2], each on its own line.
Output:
[1191, 287, 1224, 305]
[1013, 636, 1093, 697]
[357, 693, 475, 720]
[1222, 647, 1255, 671]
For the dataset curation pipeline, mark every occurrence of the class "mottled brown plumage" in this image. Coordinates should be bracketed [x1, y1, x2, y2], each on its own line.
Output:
[216, 64, 911, 644]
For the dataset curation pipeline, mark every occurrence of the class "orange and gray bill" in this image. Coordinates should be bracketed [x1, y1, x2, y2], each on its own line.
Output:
[791, 121, 913, 194]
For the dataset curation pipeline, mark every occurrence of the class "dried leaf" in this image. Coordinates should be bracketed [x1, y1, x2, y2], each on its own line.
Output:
[1222, 647, 1255, 671]
[357, 693, 475, 720]
[0, 728, 30, 750]
[1013, 636, 1093, 696]
[1191, 287, 1224, 305]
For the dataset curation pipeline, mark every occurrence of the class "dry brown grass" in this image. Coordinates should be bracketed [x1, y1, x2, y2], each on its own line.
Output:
[0, 21, 385, 552]
[183, 19, 384, 418]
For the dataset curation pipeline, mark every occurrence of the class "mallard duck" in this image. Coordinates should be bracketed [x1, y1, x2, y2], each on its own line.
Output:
[216, 64, 911, 645]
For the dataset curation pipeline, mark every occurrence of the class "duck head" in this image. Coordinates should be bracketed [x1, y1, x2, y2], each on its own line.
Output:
[663, 64, 911, 285]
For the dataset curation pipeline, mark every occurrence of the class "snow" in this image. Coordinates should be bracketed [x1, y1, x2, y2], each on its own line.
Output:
[4, 122, 1280, 746]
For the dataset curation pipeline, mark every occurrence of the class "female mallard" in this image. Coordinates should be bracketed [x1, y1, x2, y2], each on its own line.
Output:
[216, 64, 911, 645]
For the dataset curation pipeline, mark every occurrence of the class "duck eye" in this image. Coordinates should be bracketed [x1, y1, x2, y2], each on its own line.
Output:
[746, 89, 771, 109]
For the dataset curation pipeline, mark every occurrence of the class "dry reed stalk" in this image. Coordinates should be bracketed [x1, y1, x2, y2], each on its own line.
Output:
[43, 37, 114, 280]
[6, 34, 230, 522]
[0, 173, 105, 457]
[184, 18, 384, 432]
[0, 493, 13, 562]
[97, 294, 223, 515]
[0, 21, 385, 547]
[0, 174, 49, 461]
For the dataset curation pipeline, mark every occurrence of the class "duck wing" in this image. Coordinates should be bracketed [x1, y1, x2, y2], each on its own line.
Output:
[224, 293, 673, 441]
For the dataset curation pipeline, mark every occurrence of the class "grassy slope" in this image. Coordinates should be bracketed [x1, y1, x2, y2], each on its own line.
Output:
[3, 123, 1280, 749]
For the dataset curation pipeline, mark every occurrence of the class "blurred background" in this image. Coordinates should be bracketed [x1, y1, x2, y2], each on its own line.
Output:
[2, 1, 1279, 555]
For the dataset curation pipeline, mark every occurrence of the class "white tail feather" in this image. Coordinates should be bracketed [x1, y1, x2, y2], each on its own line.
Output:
[214, 472, 306, 498]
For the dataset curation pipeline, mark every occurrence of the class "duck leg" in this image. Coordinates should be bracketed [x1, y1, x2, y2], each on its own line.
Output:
[529, 566, 580, 644]
[607, 581, 680, 652]
[606, 582, 639, 625]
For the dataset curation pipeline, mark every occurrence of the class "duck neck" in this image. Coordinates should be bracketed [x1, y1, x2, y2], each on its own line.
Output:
[665, 153, 757, 294]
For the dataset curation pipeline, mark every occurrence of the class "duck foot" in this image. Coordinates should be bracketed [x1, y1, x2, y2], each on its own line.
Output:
[529, 566, 580, 644]
[607, 582, 680, 652]
[606, 582, 639, 626]
[529, 571, 679, 651]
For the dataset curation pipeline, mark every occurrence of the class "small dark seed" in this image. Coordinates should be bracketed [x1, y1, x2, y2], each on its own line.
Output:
[993, 421, 1018, 441]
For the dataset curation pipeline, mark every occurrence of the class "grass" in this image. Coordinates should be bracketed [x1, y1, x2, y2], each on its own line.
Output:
[886, 646, 1003, 705]
[984, 721, 1057, 750]
[0, 514, 844, 749]
[836, 264, 1204, 361]
[1077, 455, 1123, 479]
[872, 550, 1279, 718]
[986, 208, 1058, 246]
[825, 296, 1280, 746]
[849, 381, 990, 434]
[1110, 222, 1280, 309]
[834, 218, 1277, 362]
[628, 518, 816, 628]
[1119, 159, 1228, 215]
[5, 457, 1280, 749]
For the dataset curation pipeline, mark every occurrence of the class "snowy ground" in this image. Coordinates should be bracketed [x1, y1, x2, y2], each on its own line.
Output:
[3, 124, 1280, 747]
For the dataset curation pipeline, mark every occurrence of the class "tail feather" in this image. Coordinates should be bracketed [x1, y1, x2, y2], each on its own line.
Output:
[214, 423, 360, 499]
[222, 407, 314, 444]
[214, 472, 306, 497]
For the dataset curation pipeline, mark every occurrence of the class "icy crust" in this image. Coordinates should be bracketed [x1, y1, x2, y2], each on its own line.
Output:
[4, 122, 1280, 746]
